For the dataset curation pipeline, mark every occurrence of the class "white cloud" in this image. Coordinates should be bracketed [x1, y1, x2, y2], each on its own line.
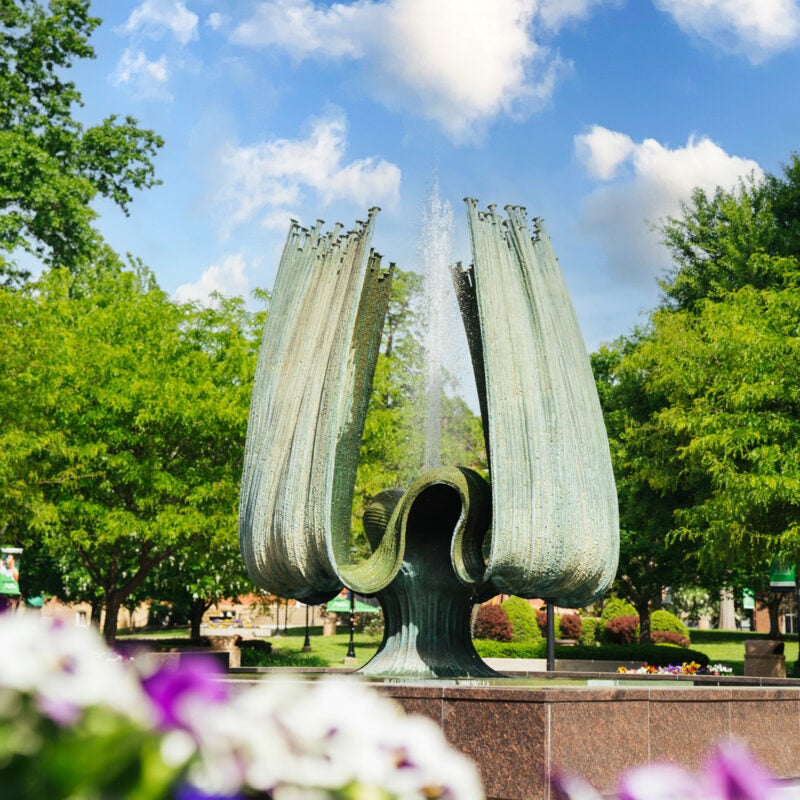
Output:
[206, 12, 229, 31]
[574, 126, 763, 284]
[653, 0, 800, 63]
[574, 126, 635, 180]
[122, 0, 199, 45]
[110, 48, 172, 100]
[231, 0, 615, 140]
[538, 0, 621, 31]
[173, 254, 250, 305]
[214, 113, 401, 238]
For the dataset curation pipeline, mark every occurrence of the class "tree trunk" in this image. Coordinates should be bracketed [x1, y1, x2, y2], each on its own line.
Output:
[189, 598, 209, 641]
[768, 594, 783, 638]
[718, 587, 736, 630]
[636, 600, 651, 644]
[90, 598, 103, 627]
[103, 592, 122, 645]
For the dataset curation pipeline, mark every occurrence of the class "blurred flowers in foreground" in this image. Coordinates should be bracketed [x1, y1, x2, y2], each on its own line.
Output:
[553, 740, 790, 800]
[617, 662, 733, 676]
[0, 612, 483, 800]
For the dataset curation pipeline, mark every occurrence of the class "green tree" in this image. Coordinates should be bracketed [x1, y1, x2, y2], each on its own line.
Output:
[592, 336, 698, 642]
[0, 262, 261, 642]
[630, 280, 800, 584]
[0, 0, 163, 284]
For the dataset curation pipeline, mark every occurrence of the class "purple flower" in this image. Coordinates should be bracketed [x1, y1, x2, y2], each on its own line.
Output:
[142, 655, 227, 730]
[174, 784, 245, 800]
[175, 783, 244, 800]
[703, 740, 777, 800]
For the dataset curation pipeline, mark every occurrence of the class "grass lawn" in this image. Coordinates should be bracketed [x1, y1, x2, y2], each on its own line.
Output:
[118, 625, 799, 676]
[263, 629, 381, 668]
[687, 630, 799, 676]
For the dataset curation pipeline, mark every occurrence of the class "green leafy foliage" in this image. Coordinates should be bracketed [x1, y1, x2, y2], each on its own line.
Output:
[578, 617, 601, 646]
[600, 598, 637, 623]
[650, 609, 690, 640]
[0, 0, 163, 283]
[0, 260, 263, 641]
[501, 596, 543, 644]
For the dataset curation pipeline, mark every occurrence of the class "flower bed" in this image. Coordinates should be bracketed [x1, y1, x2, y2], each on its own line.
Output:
[617, 661, 733, 676]
[0, 612, 482, 799]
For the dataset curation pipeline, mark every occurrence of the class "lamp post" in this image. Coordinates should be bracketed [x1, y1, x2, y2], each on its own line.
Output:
[302, 604, 312, 652]
[346, 590, 356, 659]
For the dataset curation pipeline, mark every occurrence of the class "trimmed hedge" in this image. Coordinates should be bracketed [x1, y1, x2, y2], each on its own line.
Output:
[651, 609, 690, 640]
[473, 604, 513, 642]
[651, 630, 691, 649]
[472, 640, 709, 667]
[578, 617, 601, 646]
[559, 613, 582, 639]
[501, 596, 543, 644]
[603, 615, 639, 645]
[600, 598, 637, 622]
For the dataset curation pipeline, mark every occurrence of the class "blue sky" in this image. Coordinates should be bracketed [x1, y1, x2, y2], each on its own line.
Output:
[73, 0, 800, 353]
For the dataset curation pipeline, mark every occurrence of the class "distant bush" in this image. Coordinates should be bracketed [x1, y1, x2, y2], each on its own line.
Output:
[535, 608, 562, 638]
[472, 641, 709, 667]
[578, 617, 601, 646]
[604, 615, 639, 645]
[565, 643, 709, 668]
[559, 613, 582, 640]
[600, 598, 637, 623]
[239, 647, 328, 668]
[473, 604, 512, 642]
[473, 640, 545, 659]
[651, 609, 690, 641]
[651, 630, 691, 649]
[501, 596, 543, 644]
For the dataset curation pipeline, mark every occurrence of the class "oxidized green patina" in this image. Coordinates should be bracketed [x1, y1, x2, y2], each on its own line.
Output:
[239, 202, 619, 678]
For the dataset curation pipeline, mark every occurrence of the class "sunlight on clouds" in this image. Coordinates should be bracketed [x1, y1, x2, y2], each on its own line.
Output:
[122, 0, 199, 44]
[230, 0, 616, 140]
[174, 254, 250, 305]
[575, 127, 763, 284]
[574, 126, 635, 180]
[653, 0, 800, 62]
[111, 49, 172, 100]
[215, 113, 401, 239]
[231, 0, 366, 58]
[538, 0, 621, 31]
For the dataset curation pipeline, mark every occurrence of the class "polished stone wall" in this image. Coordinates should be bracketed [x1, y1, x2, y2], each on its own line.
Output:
[376, 680, 800, 800]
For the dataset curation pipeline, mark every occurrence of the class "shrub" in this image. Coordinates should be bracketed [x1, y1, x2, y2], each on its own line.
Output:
[501, 596, 543, 644]
[559, 613, 582, 640]
[473, 604, 512, 642]
[651, 609, 690, 641]
[473, 640, 545, 658]
[535, 608, 562, 638]
[603, 615, 639, 645]
[651, 630, 691, 649]
[600, 598, 637, 623]
[578, 617, 601, 646]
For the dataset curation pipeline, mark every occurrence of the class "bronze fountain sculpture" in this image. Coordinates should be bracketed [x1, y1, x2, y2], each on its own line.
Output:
[239, 200, 619, 678]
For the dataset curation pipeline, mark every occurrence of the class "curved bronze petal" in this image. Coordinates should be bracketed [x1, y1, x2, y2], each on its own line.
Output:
[457, 200, 619, 607]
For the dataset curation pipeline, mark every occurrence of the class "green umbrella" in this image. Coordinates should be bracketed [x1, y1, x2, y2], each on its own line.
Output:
[326, 596, 379, 614]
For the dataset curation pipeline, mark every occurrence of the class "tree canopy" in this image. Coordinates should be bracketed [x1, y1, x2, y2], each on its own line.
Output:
[0, 260, 263, 640]
[0, 0, 163, 284]
[598, 153, 800, 629]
